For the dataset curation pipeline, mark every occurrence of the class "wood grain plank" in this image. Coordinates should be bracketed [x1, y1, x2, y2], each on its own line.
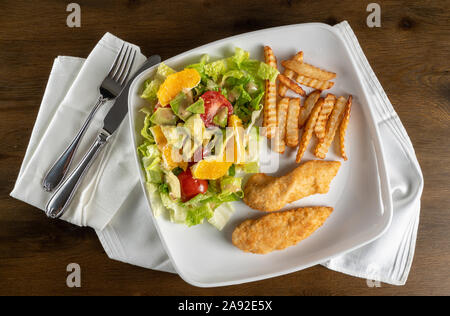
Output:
[0, 0, 449, 295]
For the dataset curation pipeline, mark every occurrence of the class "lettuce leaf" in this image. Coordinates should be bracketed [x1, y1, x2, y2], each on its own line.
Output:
[183, 190, 214, 207]
[141, 78, 162, 102]
[160, 192, 187, 223]
[156, 62, 176, 78]
[221, 70, 244, 85]
[138, 113, 162, 183]
[140, 144, 163, 184]
[145, 183, 166, 218]
[249, 91, 264, 110]
[208, 203, 235, 231]
[141, 63, 176, 102]
[220, 176, 243, 197]
[185, 203, 214, 227]
[230, 47, 250, 68]
[186, 54, 210, 76]
[140, 108, 156, 143]
[257, 62, 279, 83]
[204, 59, 228, 82]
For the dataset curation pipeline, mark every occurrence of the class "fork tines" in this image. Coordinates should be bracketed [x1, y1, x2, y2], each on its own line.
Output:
[108, 43, 137, 86]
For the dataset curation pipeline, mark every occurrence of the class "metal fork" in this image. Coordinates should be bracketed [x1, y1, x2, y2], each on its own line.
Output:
[42, 43, 137, 192]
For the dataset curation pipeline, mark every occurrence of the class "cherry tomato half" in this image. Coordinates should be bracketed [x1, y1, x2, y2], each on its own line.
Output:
[177, 169, 208, 202]
[199, 91, 233, 127]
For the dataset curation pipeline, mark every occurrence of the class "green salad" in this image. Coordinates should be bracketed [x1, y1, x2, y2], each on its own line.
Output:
[137, 47, 278, 230]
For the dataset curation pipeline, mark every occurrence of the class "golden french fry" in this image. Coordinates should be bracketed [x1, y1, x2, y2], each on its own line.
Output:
[279, 51, 303, 97]
[264, 45, 277, 68]
[293, 51, 304, 62]
[339, 95, 352, 161]
[296, 98, 324, 163]
[314, 93, 336, 140]
[282, 60, 336, 81]
[286, 98, 301, 147]
[274, 98, 289, 153]
[263, 80, 277, 138]
[314, 96, 349, 159]
[263, 46, 278, 138]
[278, 74, 306, 96]
[298, 90, 321, 128]
[295, 74, 334, 91]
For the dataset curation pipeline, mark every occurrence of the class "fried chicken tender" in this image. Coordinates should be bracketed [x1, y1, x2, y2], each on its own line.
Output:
[232, 206, 333, 254]
[243, 160, 340, 212]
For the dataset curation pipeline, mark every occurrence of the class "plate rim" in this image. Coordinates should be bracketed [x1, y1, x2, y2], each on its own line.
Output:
[128, 22, 393, 287]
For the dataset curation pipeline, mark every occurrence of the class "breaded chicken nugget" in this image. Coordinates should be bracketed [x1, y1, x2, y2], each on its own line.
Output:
[232, 206, 333, 254]
[243, 160, 340, 212]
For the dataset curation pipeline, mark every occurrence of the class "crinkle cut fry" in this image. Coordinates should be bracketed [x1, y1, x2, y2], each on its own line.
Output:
[278, 74, 305, 96]
[298, 90, 321, 128]
[278, 51, 304, 97]
[296, 97, 323, 163]
[295, 74, 334, 91]
[274, 97, 289, 153]
[314, 93, 336, 140]
[263, 46, 278, 138]
[286, 98, 300, 147]
[282, 59, 336, 81]
[339, 95, 352, 160]
[314, 95, 349, 159]
[263, 79, 277, 138]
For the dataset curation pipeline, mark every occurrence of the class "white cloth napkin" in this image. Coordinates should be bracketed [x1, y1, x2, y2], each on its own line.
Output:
[11, 22, 424, 285]
[10, 33, 147, 230]
[321, 22, 423, 285]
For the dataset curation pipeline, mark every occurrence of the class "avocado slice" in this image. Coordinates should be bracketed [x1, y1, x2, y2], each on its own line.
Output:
[186, 98, 205, 114]
[184, 114, 205, 139]
[164, 171, 181, 200]
[170, 91, 193, 121]
[183, 114, 205, 161]
[213, 107, 228, 127]
[150, 107, 178, 125]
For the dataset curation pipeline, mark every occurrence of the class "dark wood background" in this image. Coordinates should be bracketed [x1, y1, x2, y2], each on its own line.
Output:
[0, 0, 449, 296]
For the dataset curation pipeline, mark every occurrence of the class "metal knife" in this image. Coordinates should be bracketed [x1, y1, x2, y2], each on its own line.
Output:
[45, 55, 161, 219]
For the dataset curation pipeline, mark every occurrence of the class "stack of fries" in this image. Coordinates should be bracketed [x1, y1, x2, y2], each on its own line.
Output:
[262, 46, 352, 162]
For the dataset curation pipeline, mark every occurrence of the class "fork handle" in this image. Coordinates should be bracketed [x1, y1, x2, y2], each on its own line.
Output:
[42, 95, 108, 191]
[45, 130, 110, 219]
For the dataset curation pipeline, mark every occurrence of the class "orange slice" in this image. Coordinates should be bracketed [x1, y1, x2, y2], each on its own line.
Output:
[150, 125, 167, 150]
[157, 68, 201, 105]
[161, 145, 188, 171]
[149, 127, 187, 171]
[190, 160, 232, 180]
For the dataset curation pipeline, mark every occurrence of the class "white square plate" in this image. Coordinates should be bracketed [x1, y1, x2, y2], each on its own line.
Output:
[128, 23, 393, 287]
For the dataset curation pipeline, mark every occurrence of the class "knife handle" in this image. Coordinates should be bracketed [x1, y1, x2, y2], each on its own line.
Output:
[42, 96, 108, 192]
[45, 130, 110, 219]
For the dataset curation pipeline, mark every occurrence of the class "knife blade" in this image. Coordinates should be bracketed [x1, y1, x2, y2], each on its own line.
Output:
[46, 54, 161, 219]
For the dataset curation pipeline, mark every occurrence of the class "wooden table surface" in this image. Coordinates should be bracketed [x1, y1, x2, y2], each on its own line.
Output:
[0, 0, 449, 296]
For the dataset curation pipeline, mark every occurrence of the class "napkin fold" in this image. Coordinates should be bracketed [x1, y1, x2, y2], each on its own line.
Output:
[11, 22, 423, 285]
[321, 22, 424, 285]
